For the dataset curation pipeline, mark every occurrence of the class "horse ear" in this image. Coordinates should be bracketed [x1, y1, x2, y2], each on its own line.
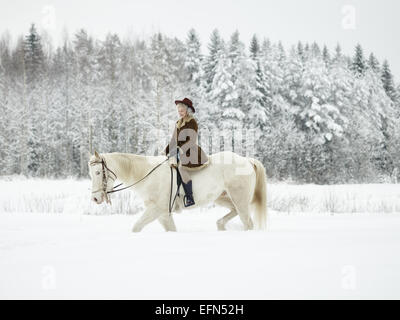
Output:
[94, 150, 100, 159]
[87, 151, 92, 160]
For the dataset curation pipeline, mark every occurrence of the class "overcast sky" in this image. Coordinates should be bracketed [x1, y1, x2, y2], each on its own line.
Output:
[0, 0, 399, 79]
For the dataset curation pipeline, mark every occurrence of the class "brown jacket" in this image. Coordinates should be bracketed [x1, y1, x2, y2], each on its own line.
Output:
[164, 115, 209, 168]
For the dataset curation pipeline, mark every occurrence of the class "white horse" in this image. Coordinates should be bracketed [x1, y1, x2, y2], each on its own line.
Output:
[88, 150, 267, 232]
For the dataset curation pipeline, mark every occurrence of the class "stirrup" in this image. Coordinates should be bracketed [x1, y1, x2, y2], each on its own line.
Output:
[183, 194, 195, 207]
[182, 180, 195, 207]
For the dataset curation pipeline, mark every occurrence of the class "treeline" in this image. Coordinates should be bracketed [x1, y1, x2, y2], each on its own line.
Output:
[0, 24, 399, 183]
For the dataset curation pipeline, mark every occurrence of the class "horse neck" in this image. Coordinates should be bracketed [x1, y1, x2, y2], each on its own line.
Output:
[102, 153, 151, 184]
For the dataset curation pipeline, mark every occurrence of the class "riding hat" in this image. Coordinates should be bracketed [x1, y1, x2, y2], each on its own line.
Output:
[175, 97, 195, 113]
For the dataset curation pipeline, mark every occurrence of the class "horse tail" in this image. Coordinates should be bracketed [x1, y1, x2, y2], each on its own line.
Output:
[248, 157, 267, 230]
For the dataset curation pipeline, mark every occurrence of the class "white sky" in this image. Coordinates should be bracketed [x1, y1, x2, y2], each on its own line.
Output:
[0, 0, 399, 79]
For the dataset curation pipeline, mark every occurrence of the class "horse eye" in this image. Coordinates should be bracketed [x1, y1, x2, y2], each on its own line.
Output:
[96, 171, 100, 175]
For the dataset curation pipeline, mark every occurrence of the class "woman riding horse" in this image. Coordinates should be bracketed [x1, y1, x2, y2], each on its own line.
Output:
[162, 98, 209, 207]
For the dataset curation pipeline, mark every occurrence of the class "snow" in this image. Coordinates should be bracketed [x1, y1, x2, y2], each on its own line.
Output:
[1, 211, 399, 299]
[1, 178, 400, 299]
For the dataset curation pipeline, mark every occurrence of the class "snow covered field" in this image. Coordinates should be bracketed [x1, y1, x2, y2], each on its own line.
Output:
[1, 177, 400, 299]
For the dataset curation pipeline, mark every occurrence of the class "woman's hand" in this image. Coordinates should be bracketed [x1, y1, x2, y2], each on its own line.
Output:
[168, 156, 177, 168]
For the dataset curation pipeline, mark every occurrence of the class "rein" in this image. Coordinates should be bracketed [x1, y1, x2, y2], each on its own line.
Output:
[107, 157, 170, 194]
[90, 155, 178, 213]
[169, 166, 180, 214]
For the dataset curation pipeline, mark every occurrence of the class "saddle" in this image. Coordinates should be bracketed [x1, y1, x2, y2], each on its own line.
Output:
[168, 153, 210, 212]
[173, 159, 210, 196]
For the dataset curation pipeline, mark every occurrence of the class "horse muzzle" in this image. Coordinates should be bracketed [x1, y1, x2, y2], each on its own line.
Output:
[92, 192, 105, 204]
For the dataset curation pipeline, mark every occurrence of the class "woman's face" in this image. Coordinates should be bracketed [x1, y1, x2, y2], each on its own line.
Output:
[177, 105, 187, 118]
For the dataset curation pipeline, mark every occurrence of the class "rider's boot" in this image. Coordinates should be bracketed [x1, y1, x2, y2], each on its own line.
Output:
[182, 180, 195, 207]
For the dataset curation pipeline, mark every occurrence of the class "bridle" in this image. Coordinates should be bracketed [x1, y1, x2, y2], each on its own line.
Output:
[89, 155, 173, 209]
[89, 156, 120, 204]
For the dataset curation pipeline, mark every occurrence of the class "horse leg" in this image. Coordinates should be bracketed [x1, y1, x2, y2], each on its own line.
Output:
[226, 189, 254, 231]
[215, 193, 238, 230]
[216, 210, 237, 231]
[132, 206, 161, 233]
[235, 203, 253, 230]
[158, 213, 177, 232]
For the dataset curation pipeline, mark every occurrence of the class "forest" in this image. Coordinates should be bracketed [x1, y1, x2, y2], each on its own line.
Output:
[0, 24, 399, 183]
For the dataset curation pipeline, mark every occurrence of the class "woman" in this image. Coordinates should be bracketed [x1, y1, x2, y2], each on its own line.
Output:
[162, 98, 209, 207]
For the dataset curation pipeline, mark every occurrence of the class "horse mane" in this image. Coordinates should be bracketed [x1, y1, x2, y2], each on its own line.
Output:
[101, 152, 150, 183]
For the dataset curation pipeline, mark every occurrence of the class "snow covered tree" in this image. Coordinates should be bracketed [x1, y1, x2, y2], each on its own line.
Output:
[381, 60, 396, 102]
[24, 23, 44, 84]
[184, 28, 202, 86]
[249, 34, 260, 59]
[322, 45, 331, 66]
[183, 28, 205, 117]
[297, 55, 347, 144]
[332, 43, 344, 65]
[0, 58, 7, 172]
[149, 32, 181, 155]
[203, 29, 223, 96]
[368, 52, 380, 73]
[396, 84, 400, 111]
[23, 24, 47, 176]
[351, 44, 366, 76]
[217, 30, 248, 129]
[97, 33, 123, 152]
[247, 34, 269, 129]
[210, 42, 244, 128]
[329, 56, 354, 122]
[1, 26, 399, 183]
[297, 41, 305, 62]
[282, 46, 304, 112]
[310, 42, 322, 59]
[72, 29, 96, 176]
[357, 68, 394, 178]
[122, 39, 152, 154]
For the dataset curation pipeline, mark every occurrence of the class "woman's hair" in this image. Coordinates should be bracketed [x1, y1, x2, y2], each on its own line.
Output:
[177, 102, 194, 116]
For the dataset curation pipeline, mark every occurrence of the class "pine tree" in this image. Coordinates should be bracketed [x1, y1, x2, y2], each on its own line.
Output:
[223, 30, 247, 127]
[368, 53, 380, 73]
[276, 41, 287, 66]
[228, 31, 244, 82]
[396, 84, 400, 110]
[310, 42, 321, 58]
[23, 24, 46, 175]
[351, 44, 366, 76]
[353, 68, 395, 175]
[297, 41, 305, 61]
[184, 28, 202, 86]
[261, 38, 272, 57]
[98, 33, 123, 152]
[24, 23, 44, 84]
[304, 43, 310, 56]
[332, 43, 343, 65]
[73, 28, 96, 176]
[149, 32, 175, 155]
[283, 46, 304, 110]
[0, 59, 7, 172]
[381, 60, 396, 102]
[203, 29, 222, 95]
[298, 53, 347, 144]
[322, 45, 330, 65]
[247, 34, 269, 130]
[249, 34, 260, 59]
[210, 43, 242, 125]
